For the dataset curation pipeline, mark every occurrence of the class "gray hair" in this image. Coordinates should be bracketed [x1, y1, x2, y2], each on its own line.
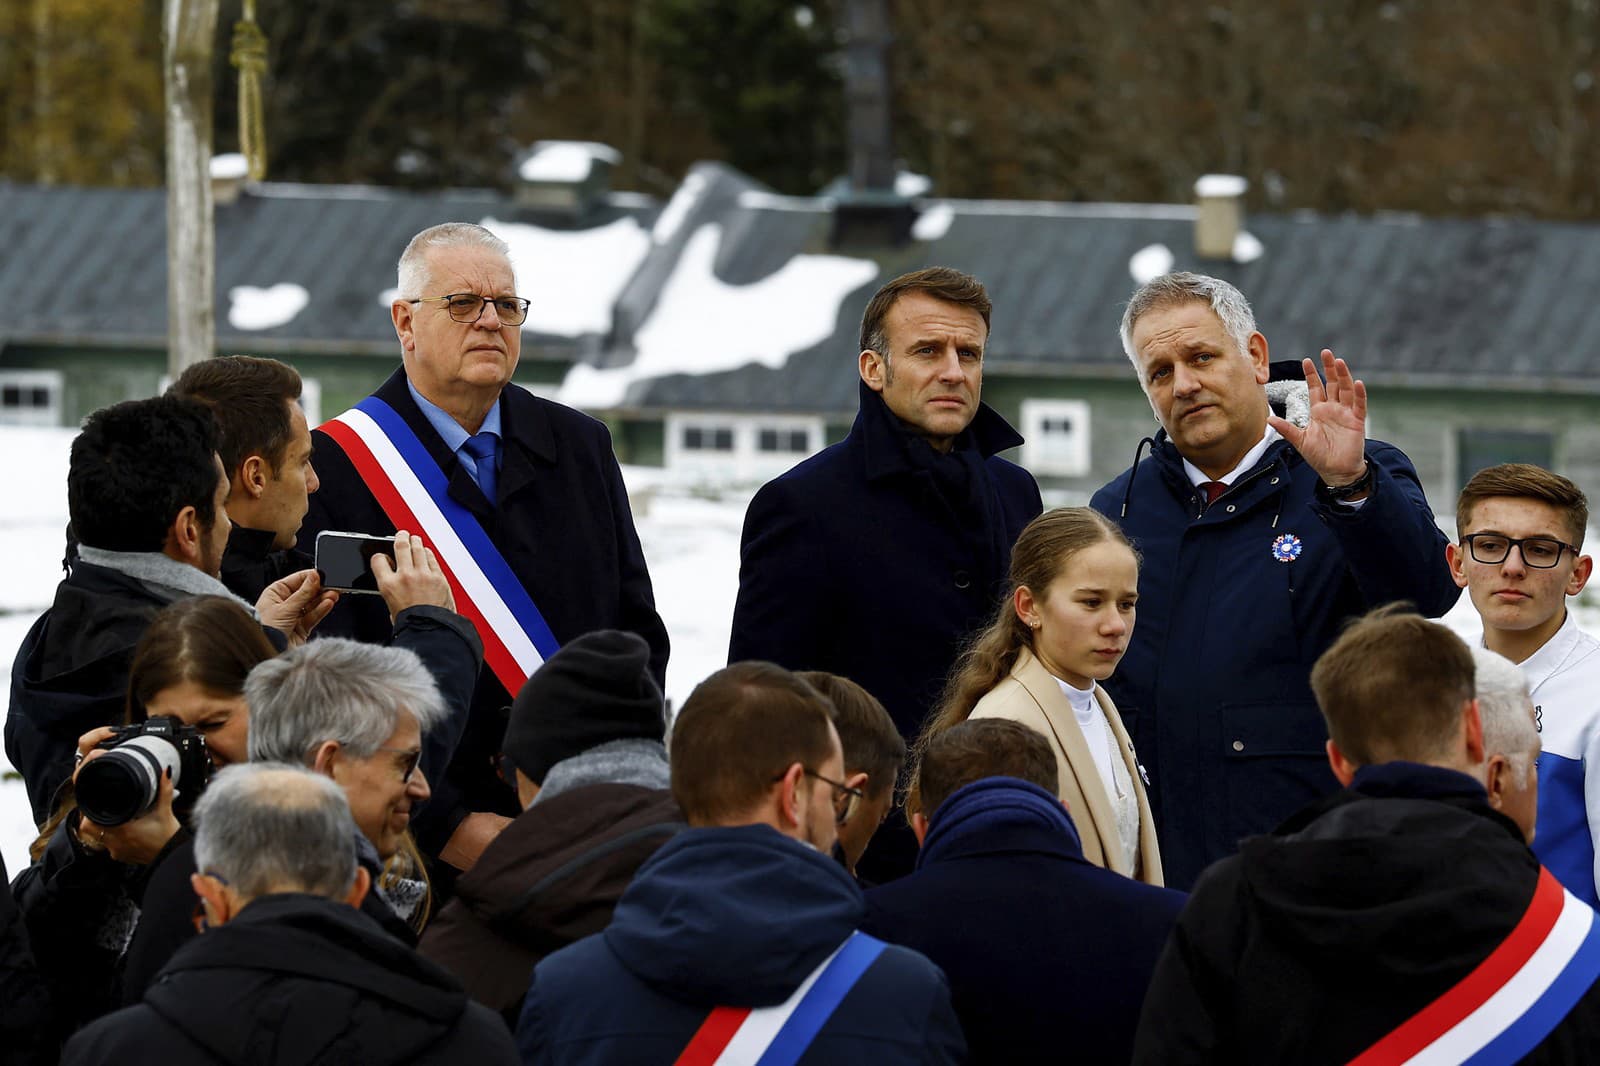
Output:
[1120, 271, 1258, 364]
[192, 763, 360, 900]
[1473, 646, 1539, 787]
[397, 222, 512, 299]
[246, 638, 445, 764]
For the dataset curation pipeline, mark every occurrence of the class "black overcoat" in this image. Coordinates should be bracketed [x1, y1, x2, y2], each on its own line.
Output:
[299, 370, 669, 852]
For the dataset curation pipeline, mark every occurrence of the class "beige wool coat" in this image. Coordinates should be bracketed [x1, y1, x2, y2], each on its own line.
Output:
[969, 647, 1164, 885]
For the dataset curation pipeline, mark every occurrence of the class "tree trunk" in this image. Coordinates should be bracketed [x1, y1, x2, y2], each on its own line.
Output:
[164, 0, 220, 377]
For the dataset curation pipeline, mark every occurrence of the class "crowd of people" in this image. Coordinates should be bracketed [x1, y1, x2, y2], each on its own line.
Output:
[1, 221, 1596, 1065]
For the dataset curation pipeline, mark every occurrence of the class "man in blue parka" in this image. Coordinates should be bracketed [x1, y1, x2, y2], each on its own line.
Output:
[1090, 271, 1459, 890]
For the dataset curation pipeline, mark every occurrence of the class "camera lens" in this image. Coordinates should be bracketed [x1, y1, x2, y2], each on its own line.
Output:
[76, 735, 180, 826]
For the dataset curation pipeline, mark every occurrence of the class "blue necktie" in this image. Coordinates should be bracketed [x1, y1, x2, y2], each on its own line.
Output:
[461, 433, 499, 503]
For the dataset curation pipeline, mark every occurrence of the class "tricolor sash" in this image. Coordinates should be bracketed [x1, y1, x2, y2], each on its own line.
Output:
[321, 396, 560, 696]
[1349, 868, 1600, 1065]
[674, 932, 887, 1066]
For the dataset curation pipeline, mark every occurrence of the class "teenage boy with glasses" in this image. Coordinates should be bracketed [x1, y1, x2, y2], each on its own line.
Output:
[1449, 463, 1600, 903]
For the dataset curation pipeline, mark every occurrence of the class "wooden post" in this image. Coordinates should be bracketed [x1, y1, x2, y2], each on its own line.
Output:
[163, 0, 220, 377]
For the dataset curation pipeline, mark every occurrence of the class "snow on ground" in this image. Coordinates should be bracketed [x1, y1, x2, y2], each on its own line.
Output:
[517, 141, 620, 184]
[558, 223, 879, 408]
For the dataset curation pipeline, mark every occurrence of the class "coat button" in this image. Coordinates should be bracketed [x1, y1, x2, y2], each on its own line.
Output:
[1232, 740, 1245, 752]
[1225, 504, 1236, 513]
[953, 570, 971, 589]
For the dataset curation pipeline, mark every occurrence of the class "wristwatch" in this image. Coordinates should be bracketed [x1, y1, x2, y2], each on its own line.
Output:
[1320, 461, 1374, 503]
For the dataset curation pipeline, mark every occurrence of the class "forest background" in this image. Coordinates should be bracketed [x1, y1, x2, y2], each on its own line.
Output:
[5, 0, 1600, 218]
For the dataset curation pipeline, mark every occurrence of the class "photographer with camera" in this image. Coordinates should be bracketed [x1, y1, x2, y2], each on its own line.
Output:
[14, 596, 277, 1052]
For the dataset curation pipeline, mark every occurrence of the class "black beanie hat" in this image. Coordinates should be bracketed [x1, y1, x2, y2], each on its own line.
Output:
[502, 629, 665, 784]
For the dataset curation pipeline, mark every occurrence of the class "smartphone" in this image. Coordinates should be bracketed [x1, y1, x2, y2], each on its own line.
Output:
[315, 531, 397, 595]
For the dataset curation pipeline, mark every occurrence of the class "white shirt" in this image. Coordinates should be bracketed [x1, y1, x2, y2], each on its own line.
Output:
[1055, 677, 1141, 872]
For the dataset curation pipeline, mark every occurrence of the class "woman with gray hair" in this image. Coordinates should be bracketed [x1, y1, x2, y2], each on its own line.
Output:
[61, 763, 517, 1066]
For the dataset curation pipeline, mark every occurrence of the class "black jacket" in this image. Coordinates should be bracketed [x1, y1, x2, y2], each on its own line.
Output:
[420, 783, 683, 1021]
[0, 851, 51, 1066]
[299, 370, 669, 854]
[217, 523, 312, 602]
[6, 561, 186, 825]
[864, 778, 1184, 1064]
[1135, 762, 1600, 1064]
[730, 384, 1041, 880]
[62, 893, 517, 1066]
[119, 827, 418, 1006]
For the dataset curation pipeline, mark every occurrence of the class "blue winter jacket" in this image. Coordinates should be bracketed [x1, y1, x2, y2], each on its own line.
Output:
[863, 778, 1185, 1064]
[1090, 430, 1458, 889]
[516, 823, 966, 1065]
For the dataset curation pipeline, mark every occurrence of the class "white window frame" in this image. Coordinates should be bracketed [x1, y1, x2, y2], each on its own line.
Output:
[664, 412, 825, 482]
[0, 369, 64, 427]
[1020, 398, 1091, 477]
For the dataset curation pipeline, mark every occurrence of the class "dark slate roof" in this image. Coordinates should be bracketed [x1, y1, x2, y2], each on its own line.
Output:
[614, 179, 1600, 415]
[4, 172, 1600, 414]
[0, 180, 660, 362]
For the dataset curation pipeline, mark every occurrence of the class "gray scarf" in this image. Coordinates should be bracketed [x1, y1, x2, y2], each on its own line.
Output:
[532, 738, 671, 806]
[75, 545, 254, 613]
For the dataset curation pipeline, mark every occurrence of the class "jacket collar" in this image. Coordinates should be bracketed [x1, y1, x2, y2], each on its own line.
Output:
[223, 523, 279, 563]
[919, 777, 1084, 868]
[854, 379, 1024, 482]
[374, 368, 556, 519]
[72, 545, 253, 612]
[1274, 761, 1511, 839]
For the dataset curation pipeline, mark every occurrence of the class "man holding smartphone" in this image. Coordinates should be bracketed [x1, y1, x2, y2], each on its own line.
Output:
[299, 222, 669, 876]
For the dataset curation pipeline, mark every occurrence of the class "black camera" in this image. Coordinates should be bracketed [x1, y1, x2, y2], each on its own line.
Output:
[76, 716, 211, 827]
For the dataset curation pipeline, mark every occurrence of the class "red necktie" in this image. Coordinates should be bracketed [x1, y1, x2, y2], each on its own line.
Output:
[1202, 481, 1228, 505]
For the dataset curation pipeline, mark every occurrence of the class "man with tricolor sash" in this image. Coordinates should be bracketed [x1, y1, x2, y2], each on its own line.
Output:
[516, 663, 965, 1065]
[1134, 608, 1600, 1065]
[299, 223, 669, 875]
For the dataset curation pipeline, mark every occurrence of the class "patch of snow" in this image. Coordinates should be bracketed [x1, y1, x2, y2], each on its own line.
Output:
[482, 216, 652, 337]
[912, 202, 955, 241]
[1195, 173, 1249, 198]
[653, 170, 708, 245]
[227, 284, 310, 331]
[896, 171, 933, 197]
[209, 153, 248, 180]
[794, 5, 815, 28]
[1233, 230, 1265, 263]
[738, 190, 821, 212]
[519, 141, 621, 183]
[558, 223, 878, 409]
[1129, 243, 1175, 284]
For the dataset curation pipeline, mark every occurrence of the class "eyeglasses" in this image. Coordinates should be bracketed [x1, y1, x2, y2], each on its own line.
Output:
[407, 293, 531, 326]
[378, 746, 422, 784]
[1461, 533, 1579, 569]
[769, 767, 865, 825]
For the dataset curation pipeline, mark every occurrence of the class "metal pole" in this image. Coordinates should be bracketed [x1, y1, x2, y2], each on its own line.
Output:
[164, 0, 220, 377]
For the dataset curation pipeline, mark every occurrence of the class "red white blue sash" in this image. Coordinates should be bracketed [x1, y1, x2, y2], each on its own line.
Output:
[321, 396, 560, 696]
[1349, 868, 1600, 1065]
[674, 932, 887, 1066]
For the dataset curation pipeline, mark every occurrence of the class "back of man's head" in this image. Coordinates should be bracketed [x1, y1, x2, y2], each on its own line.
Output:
[68, 395, 219, 553]
[192, 762, 360, 902]
[170, 356, 303, 476]
[915, 719, 1059, 821]
[1311, 607, 1476, 769]
[245, 638, 445, 763]
[670, 662, 836, 826]
[797, 672, 904, 800]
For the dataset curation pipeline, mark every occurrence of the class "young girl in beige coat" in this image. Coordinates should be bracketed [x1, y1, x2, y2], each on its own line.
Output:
[910, 507, 1163, 885]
